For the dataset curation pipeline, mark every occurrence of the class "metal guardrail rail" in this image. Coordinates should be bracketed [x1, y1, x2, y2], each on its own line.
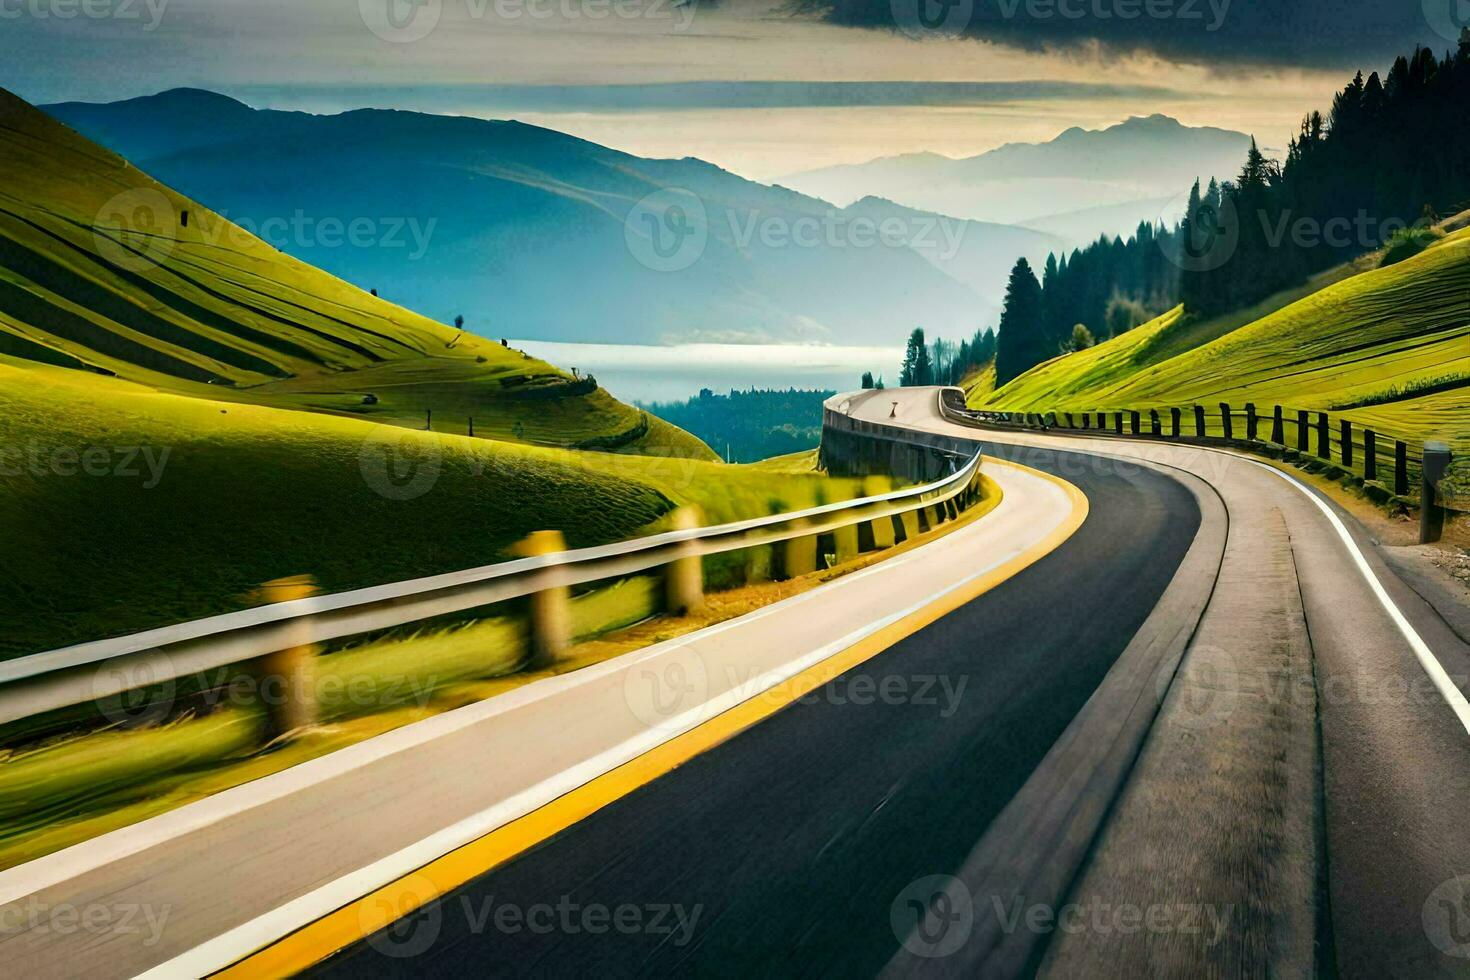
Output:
[0, 442, 984, 727]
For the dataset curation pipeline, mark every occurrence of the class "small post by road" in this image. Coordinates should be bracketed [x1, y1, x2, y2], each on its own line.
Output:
[1421, 442, 1453, 544]
[1340, 419, 1353, 468]
[1297, 409, 1310, 452]
[1220, 403, 1233, 441]
[518, 530, 572, 667]
[1396, 441, 1410, 496]
[1317, 413, 1330, 460]
[665, 507, 706, 616]
[1130, 410, 1141, 435]
[1194, 404, 1206, 438]
[1081, 412, 1091, 430]
[1150, 409, 1162, 437]
[1065, 412, 1075, 429]
[1271, 405, 1284, 445]
[1114, 412, 1123, 435]
[253, 575, 321, 738]
[1171, 407, 1182, 437]
[1245, 403, 1258, 441]
[1364, 430, 1378, 481]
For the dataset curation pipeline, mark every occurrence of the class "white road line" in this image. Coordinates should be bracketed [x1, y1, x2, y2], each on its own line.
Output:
[134, 464, 1075, 979]
[1248, 459, 1470, 736]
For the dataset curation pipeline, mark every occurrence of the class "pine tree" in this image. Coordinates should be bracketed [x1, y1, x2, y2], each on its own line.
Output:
[995, 258, 1045, 385]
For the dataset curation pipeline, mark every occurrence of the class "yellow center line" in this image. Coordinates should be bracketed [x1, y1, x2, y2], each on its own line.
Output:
[215, 459, 1088, 978]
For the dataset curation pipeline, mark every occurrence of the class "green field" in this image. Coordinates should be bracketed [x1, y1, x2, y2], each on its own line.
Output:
[975, 222, 1470, 493]
[0, 88, 876, 657]
[0, 87, 713, 461]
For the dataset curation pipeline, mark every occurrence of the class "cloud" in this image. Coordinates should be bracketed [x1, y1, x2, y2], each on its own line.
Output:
[799, 0, 1450, 70]
[231, 79, 1193, 112]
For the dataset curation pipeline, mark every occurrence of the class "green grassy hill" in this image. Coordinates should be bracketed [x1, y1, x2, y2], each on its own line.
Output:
[976, 223, 1470, 481]
[0, 88, 879, 657]
[0, 87, 713, 460]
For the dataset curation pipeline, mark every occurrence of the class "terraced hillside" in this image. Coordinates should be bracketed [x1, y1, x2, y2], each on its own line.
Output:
[975, 223, 1470, 478]
[0, 87, 713, 460]
[0, 88, 883, 657]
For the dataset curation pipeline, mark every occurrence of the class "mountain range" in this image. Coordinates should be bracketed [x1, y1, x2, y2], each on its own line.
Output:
[776, 115, 1254, 244]
[44, 89, 1057, 346]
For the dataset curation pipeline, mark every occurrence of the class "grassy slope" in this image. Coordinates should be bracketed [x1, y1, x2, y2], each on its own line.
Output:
[1, 360, 860, 657]
[978, 227, 1470, 473]
[0, 87, 714, 460]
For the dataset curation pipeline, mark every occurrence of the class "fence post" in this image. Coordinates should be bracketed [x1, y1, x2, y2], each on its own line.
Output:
[783, 520, 819, 578]
[1270, 405, 1284, 445]
[1421, 442, 1453, 544]
[1340, 420, 1353, 468]
[1129, 411, 1141, 435]
[1065, 412, 1075, 429]
[1114, 412, 1123, 435]
[1194, 404, 1206, 437]
[665, 507, 706, 616]
[1171, 407, 1182, 437]
[1316, 413, 1330, 459]
[1081, 412, 1090, 430]
[1297, 409, 1309, 452]
[1150, 409, 1162, 436]
[1220, 403, 1233, 441]
[1245, 403, 1258, 441]
[1396, 441, 1409, 496]
[253, 576, 320, 737]
[1364, 430, 1378, 481]
[518, 530, 572, 666]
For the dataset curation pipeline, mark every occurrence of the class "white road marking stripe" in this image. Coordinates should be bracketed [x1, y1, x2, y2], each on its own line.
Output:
[1248, 459, 1470, 735]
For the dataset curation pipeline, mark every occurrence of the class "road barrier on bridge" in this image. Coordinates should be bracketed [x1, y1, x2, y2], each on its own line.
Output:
[941, 392, 1460, 543]
[0, 426, 985, 741]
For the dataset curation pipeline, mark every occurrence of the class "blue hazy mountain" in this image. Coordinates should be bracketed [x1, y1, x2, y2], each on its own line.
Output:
[46, 89, 1050, 344]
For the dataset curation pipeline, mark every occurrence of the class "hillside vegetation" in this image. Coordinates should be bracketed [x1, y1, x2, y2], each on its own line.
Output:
[977, 223, 1470, 477]
[0, 89, 888, 657]
[0, 87, 713, 460]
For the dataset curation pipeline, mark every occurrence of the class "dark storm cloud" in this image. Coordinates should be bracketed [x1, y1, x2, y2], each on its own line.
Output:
[798, 0, 1459, 70]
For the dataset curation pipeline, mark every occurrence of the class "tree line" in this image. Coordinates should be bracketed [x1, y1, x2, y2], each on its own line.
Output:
[986, 32, 1470, 386]
[865, 326, 998, 389]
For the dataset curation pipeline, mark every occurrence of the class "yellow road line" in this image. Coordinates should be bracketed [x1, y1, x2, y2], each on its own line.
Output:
[216, 460, 1088, 978]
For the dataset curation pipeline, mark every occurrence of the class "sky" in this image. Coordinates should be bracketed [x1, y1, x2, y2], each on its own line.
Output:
[0, 0, 1457, 179]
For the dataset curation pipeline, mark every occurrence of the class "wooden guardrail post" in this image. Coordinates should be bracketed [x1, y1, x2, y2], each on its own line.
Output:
[254, 575, 321, 737]
[1316, 412, 1330, 459]
[1219, 403, 1233, 441]
[1081, 412, 1090, 430]
[782, 520, 819, 578]
[1064, 412, 1075, 429]
[1170, 407, 1182, 437]
[518, 530, 572, 666]
[1271, 405, 1285, 445]
[1297, 409, 1310, 452]
[1340, 420, 1354, 468]
[1128, 410, 1140, 435]
[1149, 409, 1162, 436]
[1364, 430, 1378, 481]
[1245, 403, 1258, 441]
[1194, 404, 1206, 437]
[1421, 442, 1453, 544]
[1114, 412, 1123, 435]
[1396, 441, 1410, 496]
[665, 507, 706, 616]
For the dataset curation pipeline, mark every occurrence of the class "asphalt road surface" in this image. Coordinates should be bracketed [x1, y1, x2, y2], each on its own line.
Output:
[308, 443, 1201, 977]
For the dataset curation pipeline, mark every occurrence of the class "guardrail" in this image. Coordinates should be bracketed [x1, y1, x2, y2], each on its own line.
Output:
[942, 392, 1460, 542]
[0, 439, 985, 739]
